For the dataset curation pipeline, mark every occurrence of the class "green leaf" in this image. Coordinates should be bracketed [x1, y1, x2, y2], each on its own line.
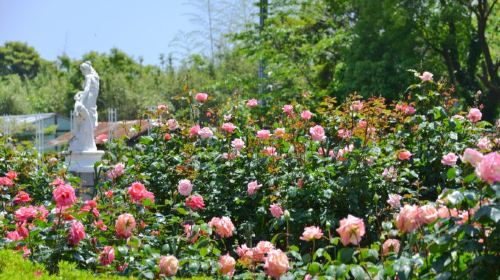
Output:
[337, 248, 354, 264]
[446, 168, 457, 180]
[308, 262, 321, 275]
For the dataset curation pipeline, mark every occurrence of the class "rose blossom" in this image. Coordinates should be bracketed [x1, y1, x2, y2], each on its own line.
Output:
[107, 163, 125, 180]
[13, 191, 31, 204]
[467, 108, 482, 123]
[387, 194, 402, 209]
[219, 254, 236, 277]
[99, 246, 115, 266]
[209, 216, 235, 238]
[398, 150, 412, 161]
[350, 101, 363, 112]
[221, 122, 237, 133]
[301, 110, 313, 120]
[177, 179, 193, 196]
[15, 206, 38, 222]
[336, 215, 366, 246]
[269, 204, 283, 219]
[300, 226, 323, 241]
[157, 104, 167, 111]
[310, 125, 326, 141]
[231, 138, 245, 151]
[53, 183, 77, 208]
[115, 213, 136, 238]
[264, 249, 289, 279]
[396, 204, 420, 233]
[261, 146, 277, 157]
[6, 171, 17, 180]
[166, 119, 179, 131]
[475, 152, 500, 184]
[247, 180, 262, 195]
[382, 167, 397, 182]
[461, 148, 483, 166]
[382, 239, 401, 256]
[190, 125, 201, 138]
[418, 71, 433, 82]
[253, 241, 275, 262]
[0, 177, 14, 187]
[274, 128, 286, 138]
[257, 129, 271, 139]
[477, 137, 492, 150]
[441, 152, 458, 166]
[164, 133, 171, 141]
[246, 99, 258, 108]
[418, 204, 438, 224]
[236, 244, 254, 264]
[195, 93, 208, 103]
[95, 133, 108, 143]
[185, 195, 205, 211]
[68, 220, 86, 246]
[128, 181, 155, 204]
[159, 255, 179, 276]
[337, 129, 351, 139]
[224, 114, 232, 121]
[198, 127, 213, 139]
[282, 104, 294, 115]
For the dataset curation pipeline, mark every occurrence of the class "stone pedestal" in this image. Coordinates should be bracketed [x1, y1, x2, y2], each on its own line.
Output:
[66, 150, 104, 200]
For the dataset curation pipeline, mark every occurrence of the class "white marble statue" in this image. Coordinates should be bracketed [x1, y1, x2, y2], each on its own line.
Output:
[69, 61, 99, 152]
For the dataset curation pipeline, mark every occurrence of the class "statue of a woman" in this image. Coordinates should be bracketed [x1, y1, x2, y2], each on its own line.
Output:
[69, 61, 99, 152]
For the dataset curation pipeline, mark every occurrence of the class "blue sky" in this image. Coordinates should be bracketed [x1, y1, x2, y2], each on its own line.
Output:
[0, 0, 201, 65]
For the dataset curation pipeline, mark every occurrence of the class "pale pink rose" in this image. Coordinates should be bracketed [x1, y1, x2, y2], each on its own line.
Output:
[247, 180, 262, 195]
[107, 163, 125, 180]
[398, 150, 412, 161]
[387, 194, 402, 209]
[223, 114, 232, 121]
[418, 71, 433, 82]
[231, 138, 245, 151]
[209, 216, 235, 238]
[300, 226, 323, 241]
[263, 146, 277, 156]
[219, 254, 236, 277]
[246, 99, 258, 108]
[157, 104, 167, 111]
[99, 246, 115, 266]
[382, 239, 401, 256]
[13, 191, 31, 204]
[305, 274, 313, 280]
[221, 122, 237, 133]
[477, 137, 492, 150]
[350, 101, 363, 112]
[190, 125, 201, 138]
[301, 110, 313, 120]
[236, 244, 254, 264]
[467, 108, 482, 123]
[198, 127, 213, 139]
[178, 179, 193, 196]
[396, 204, 420, 233]
[441, 152, 458, 166]
[53, 183, 77, 208]
[274, 128, 286, 138]
[115, 213, 136, 238]
[159, 255, 179, 276]
[310, 125, 326, 141]
[95, 133, 108, 144]
[437, 206, 451, 219]
[336, 215, 366, 246]
[264, 249, 289, 279]
[257, 129, 271, 139]
[282, 104, 294, 115]
[475, 152, 500, 183]
[461, 148, 483, 166]
[68, 220, 85, 246]
[418, 204, 438, 224]
[195, 93, 208, 103]
[253, 241, 275, 262]
[337, 129, 351, 139]
[451, 115, 465, 121]
[270, 204, 283, 219]
[166, 119, 179, 131]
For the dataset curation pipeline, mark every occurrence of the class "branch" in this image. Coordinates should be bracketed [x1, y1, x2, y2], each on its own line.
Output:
[486, 0, 498, 18]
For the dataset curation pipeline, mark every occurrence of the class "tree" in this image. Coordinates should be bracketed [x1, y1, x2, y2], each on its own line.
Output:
[0, 41, 41, 79]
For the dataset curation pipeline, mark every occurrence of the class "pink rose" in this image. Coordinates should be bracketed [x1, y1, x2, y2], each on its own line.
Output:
[247, 180, 262, 195]
[0, 177, 14, 187]
[224, 114, 232, 121]
[246, 99, 258, 108]
[382, 167, 398, 182]
[159, 255, 179, 276]
[253, 241, 275, 262]
[209, 216, 235, 238]
[257, 129, 271, 140]
[264, 249, 289, 279]
[274, 128, 286, 138]
[221, 122, 237, 133]
[231, 138, 245, 151]
[336, 215, 366, 246]
[262, 146, 277, 156]
[157, 104, 167, 111]
[15, 206, 38, 222]
[95, 133, 108, 144]
[282, 104, 294, 115]
[300, 226, 323, 241]
[236, 244, 254, 264]
[467, 108, 482, 123]
[68, 220, 86, 246]
[418, 71, 433, 82]
[128, 181, 155, 205]
[403, 105, 416, 115]
[350, 101, 363, 112]
[269, 204, 283, 219]
[301, 110, 313, 120]
[164, 133, 171, 141]
[186, 195, 205, 211]
[309, 125, 326, 142]
[475, 152, 500, 184]
[396, 204, 420, 233]
[195, 93, 208, 103]
[461, 148, 483, 167]
[387, 194, 402, 208]
[418, 204, 438, 224]
[219, 254, 236, 277]
[190, 125, 201, 138]
[451, 115, 465, 121]
[107, 163, 125, 180]
[53, 183, 77, 208]
[398, 150, 412, 161]
[477, 137, 492, 150]
[6, 171, 17, 180]
[6, 231, 22, 241]
[115, 213, 136, 238]
[198, 127, 213, 139]
[337, 129, 351, 139]
[441, 152, 458, 166]
[382, 239, 401, 256]
[99, 246, 115, 266]
[166, 119, 179, 131]
[13, 191, 31, 204]
[178, 179, 193, 196]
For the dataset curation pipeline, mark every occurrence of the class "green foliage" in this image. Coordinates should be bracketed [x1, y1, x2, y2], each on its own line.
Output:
[0, 41, 41, 79]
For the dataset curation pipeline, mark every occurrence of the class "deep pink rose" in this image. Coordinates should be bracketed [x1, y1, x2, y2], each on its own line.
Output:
[99, 246, 115, 266]
[269, 204, 283, 219]
[231, 138, 245, 151]
[398, 150, 412, 161]
[53, 183, 77, 208]
[246, 99, 258, 108]
[467, 108, 482, 123]
[195, 93, 208, 103]
[0, 177, 14, 187]
[190, 125, 201, 138]
[336, 215, 366, 246]
[221, 122, 237, 133]
[301, 110, 313, 120]
[13, 191, 31, 204]
[68, 220, 86, 246]
[6, 171, 17, 180]
[247, 180, 262, 195]
[186, 195, 205, 211]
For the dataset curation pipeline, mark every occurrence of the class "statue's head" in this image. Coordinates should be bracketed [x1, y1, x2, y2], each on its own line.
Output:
[80, 61, 93, 75]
